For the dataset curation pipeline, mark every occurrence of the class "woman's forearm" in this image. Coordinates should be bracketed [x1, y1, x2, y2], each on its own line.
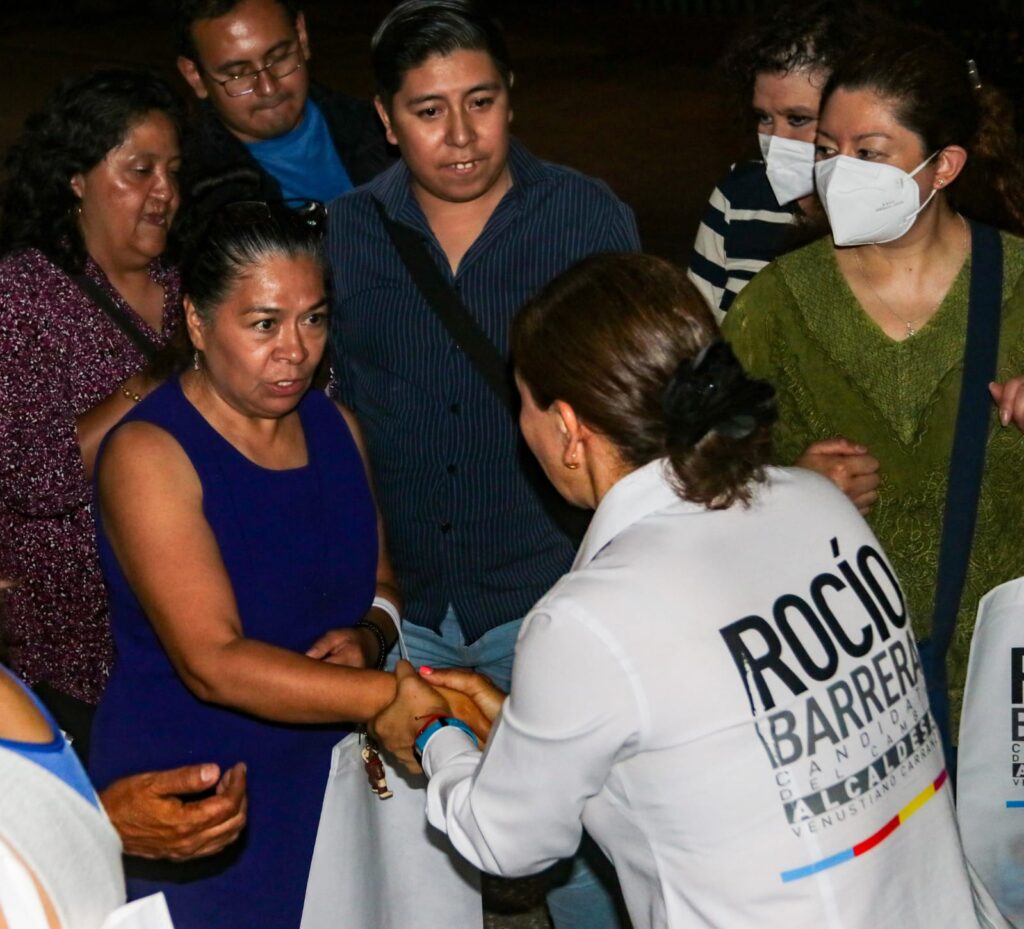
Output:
[182, 636, 397, 724]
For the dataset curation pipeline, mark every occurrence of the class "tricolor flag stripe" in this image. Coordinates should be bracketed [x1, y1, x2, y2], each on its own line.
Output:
[780, 770, 947, 883]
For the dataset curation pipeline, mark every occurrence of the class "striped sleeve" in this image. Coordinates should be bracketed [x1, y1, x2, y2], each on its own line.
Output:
[688, 184, 729, 320]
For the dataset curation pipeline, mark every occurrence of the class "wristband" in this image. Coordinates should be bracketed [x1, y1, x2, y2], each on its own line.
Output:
[413, 716, 479, 765]
[371, 596, 401, 633]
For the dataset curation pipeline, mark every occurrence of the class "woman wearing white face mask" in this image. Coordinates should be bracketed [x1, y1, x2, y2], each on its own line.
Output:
[722, 24, 1024, 761]
[687, 0, 890, 319]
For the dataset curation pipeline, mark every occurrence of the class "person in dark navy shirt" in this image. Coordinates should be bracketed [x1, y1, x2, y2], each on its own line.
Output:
[326, 3, 638, 927]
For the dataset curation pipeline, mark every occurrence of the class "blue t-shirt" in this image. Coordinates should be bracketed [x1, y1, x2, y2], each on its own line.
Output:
[246, 99, 354, 203]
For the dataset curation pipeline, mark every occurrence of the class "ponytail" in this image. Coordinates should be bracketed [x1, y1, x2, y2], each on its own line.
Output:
[661, 340, 776, 508]
[950, 82, 1024, 236]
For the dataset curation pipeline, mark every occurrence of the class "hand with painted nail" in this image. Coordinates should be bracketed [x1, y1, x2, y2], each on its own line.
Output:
[421, 665, 507, 725]
[990, 378, 1024, 431]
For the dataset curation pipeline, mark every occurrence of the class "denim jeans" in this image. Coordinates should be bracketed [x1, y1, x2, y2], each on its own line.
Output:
[391, 609, 629, 929]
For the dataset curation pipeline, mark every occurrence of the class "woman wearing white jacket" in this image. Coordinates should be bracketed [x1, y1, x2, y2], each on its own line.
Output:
[372, 253, 1002, 929]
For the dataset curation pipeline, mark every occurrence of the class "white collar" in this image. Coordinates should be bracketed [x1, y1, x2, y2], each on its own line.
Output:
[572, 458, 696, 571]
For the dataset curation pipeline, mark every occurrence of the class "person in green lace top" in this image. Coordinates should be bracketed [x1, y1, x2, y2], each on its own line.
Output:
[722, 25, 1024, 744]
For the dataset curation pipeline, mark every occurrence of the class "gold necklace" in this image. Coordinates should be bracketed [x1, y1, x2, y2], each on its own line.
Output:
[852, 213, 969, 338]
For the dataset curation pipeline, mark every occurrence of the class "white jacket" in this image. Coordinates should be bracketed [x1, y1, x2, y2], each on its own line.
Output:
[423, 460, 998, 928]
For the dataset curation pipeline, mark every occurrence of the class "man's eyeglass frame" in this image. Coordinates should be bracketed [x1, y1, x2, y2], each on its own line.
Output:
[205, 47, 304, 98]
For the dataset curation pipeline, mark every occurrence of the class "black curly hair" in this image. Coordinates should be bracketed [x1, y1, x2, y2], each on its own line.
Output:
[0, 68, 183, 273]
[722, 0, 892, 104]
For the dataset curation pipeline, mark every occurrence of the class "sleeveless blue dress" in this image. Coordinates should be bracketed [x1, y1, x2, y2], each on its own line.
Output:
[89, 378, 378, 929]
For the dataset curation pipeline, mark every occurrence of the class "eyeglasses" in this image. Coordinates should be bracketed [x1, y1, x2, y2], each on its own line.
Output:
[207, 48, 304, 97]
[218, 199, 327, 234]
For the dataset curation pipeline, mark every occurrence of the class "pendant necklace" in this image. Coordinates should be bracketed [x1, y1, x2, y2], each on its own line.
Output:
[853, 213, 968, 339]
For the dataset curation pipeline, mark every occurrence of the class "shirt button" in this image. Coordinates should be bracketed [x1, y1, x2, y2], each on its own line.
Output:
[447, 464, 457, 475]
[440, 520, 452, 533]
[449, 402, 461, 414]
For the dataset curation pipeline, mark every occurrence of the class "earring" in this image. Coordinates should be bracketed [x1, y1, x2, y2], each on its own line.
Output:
[193, 350, 201, 371]
[566, 453, 579, 471]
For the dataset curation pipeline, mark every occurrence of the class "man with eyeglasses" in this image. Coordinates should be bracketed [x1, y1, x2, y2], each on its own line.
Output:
[175, 0, 392, 207]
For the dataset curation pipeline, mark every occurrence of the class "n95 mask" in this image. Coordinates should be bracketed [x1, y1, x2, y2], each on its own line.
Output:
[758, 133, 816, 205]
[814, 151, 939, 247]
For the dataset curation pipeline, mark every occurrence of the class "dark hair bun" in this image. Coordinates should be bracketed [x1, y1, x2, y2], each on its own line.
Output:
[176, 165, 264, 259]
[662, 340, 776, 451]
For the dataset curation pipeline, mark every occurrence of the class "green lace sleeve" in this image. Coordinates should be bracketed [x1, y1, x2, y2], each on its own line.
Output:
[721, 267, 815, 465]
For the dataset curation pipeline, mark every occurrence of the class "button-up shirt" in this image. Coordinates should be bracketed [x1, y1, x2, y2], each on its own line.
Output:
[421, 462, 983, 929]
[326, 140, 640, 642]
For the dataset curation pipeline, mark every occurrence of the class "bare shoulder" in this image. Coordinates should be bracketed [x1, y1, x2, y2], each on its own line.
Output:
[101, 420, 188, 468]
[98, 421, 200, 505]
[0, 669, 52, 743]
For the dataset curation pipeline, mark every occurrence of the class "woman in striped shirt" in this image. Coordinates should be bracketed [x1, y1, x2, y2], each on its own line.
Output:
[688, 0, 889, 318]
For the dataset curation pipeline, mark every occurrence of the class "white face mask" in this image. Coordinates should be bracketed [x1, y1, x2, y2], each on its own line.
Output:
[814, 151, 939, 246]
[758, 133, 816, 205]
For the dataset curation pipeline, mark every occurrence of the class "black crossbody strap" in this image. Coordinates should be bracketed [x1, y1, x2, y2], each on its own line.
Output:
[70, 273, 159, 364]
[373, 201, 515, 408]
[931, 220, 1003, 663]
[373, 200, 589, 542]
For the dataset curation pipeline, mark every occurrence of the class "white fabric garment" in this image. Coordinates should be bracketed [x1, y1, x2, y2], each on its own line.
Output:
[814, 152, 938, 246]
[0, 838, 51, 929]
[958, 577, 1024, 927]
[758, 133, 816, 205]
[300, 612, 481, 929]
[0, 745, 173, 929]
[423, 461, 995, 929]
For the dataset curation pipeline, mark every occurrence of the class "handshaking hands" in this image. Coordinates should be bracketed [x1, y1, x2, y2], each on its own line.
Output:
[371, 660, 506, 774]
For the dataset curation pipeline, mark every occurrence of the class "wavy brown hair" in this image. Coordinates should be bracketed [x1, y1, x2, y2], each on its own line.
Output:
[512, 253, 776, 510]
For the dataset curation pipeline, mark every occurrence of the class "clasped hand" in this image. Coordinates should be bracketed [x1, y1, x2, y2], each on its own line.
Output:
[797, 438, 880, 515]
[800, 380, 1024, 516]
[371, 660, 505, 774]
[306, 627, 378, 668]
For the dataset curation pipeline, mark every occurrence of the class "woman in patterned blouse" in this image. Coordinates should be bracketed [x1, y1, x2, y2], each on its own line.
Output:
[0, 69, 184, 757]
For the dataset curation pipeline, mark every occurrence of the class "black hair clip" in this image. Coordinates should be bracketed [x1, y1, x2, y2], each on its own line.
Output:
[967, 59, 982, 91]
[661, 340, 776, 448]
[218, 199, 327, 234]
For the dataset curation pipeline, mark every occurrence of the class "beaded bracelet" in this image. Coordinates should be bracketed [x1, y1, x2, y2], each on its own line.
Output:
[354, 620, 388, 670]
[120, 384, 143, 403]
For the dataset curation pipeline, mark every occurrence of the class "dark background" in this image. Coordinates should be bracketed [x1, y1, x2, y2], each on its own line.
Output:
[3, 0, 1023, 265]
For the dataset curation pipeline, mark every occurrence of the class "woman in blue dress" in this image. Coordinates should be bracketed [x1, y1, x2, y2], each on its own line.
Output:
[88, 200, 481, 928]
